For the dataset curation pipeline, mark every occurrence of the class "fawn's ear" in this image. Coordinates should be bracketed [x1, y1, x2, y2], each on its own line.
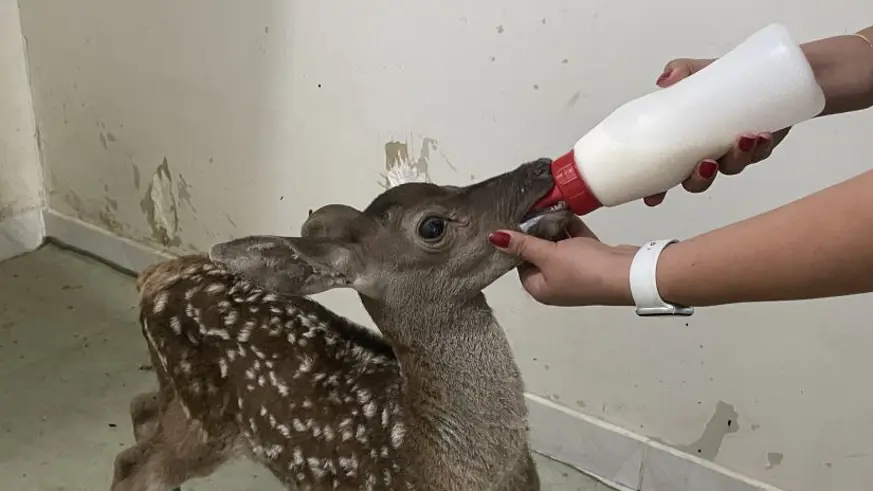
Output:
[209, 235, 362, 297]
[301, 204, 362, 239]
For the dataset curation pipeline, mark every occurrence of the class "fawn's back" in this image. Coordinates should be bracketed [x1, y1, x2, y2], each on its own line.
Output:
[138, 255, 410, 488]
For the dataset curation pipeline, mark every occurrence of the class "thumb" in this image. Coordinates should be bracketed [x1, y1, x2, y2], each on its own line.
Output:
[488, 230, 556, 266]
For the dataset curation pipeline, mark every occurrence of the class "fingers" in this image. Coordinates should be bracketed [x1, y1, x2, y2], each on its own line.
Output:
[565, 216, 599, 240]
[644, 192, 667, 207]
[656, 58, 714, 88]
[488, 230, 556, 267]
[681, 159, 718, 194]
[717, 133, 767, 175]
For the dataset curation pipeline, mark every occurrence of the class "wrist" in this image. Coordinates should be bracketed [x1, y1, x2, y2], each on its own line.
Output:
[628, 240, 695, 316]
[601, 246, 636, 307]
[802, 29, 873, 116]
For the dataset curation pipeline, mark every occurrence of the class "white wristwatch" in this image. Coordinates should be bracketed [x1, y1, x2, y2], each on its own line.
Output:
[629, 239, 694, 317]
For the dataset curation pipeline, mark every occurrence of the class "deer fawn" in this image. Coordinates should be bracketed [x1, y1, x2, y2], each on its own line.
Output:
[111, 159, 573, 490]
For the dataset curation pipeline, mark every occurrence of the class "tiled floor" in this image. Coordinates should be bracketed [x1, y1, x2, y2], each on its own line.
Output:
[0, 245, 615, 490]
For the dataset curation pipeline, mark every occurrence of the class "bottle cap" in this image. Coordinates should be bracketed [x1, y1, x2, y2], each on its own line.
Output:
[532, 150, 602, 215]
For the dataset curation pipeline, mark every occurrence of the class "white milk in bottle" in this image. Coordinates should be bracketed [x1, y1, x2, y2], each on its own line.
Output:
[532, 23, 826, 215]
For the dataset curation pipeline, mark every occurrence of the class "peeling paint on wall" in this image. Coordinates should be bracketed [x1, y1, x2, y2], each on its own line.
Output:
[140, 157, 181, 247]
[380, 137, 456, 189]
[675, 400, 739, 461]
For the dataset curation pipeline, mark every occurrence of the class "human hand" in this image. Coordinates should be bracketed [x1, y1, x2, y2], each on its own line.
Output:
[644, 58, 791, 206]
[488, 218, 636, 307]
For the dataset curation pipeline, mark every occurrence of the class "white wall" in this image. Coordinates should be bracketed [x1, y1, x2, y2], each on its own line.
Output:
[16, 1, 873, 489]
[0, 0, 42, 259]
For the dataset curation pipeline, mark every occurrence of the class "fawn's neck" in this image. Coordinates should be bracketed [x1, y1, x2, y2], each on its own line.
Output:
[364, 293, 529, 439]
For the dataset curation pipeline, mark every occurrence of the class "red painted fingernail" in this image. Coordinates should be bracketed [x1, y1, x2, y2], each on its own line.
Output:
[738, 136, 755, 152]
[488, 231, 511, 248]
[656, 69, 674, 86]
[698, 160, 718, 179]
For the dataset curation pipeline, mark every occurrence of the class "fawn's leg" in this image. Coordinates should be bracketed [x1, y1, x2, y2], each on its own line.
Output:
[497, 452, 541, 491]
[130, 347, 178, 442]
[111, 398, 234, 491]
[129, 391, 161, 442]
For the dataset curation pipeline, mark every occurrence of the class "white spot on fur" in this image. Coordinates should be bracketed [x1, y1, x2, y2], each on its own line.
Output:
[277, 424, 291, 438]
[339, 455, 358, 475]
[250, 346, 266, 359]
[391, 422, 406, 448]
[169, 316, 182, 334]
[264, 444, 283, 459]
[308, 457, 326, 478]
[206, 283, 226, 295]
[363, 401, 377, 418]
[153, 292, 169, 313]
[323, 425, 335, 441]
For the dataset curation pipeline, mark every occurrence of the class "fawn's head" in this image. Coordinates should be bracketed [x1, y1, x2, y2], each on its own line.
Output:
[209, 159, 571, 305]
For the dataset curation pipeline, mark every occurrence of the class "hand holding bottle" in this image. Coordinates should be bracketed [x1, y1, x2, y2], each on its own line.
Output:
[642, 58, 792, 207]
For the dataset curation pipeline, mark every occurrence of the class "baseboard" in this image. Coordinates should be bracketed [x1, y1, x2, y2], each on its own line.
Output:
[41, 209, 783, 491]
[43, 210, 173, 274]
[526, 395, 784, 491]
[0, 208, 45, 262]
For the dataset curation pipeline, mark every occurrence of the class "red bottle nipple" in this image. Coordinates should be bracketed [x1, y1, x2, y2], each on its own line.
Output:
[531, 150, 603, 215]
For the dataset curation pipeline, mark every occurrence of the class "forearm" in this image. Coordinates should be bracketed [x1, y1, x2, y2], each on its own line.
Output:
[804, 25, 873, 116]
[656, 169, 873, 307]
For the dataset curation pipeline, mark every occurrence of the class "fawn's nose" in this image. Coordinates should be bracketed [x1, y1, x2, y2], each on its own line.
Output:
[524, 158, 553, 181]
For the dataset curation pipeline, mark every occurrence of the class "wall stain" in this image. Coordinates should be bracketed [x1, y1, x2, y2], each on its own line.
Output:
[99, 132, 108, 149]
[496, 25, 504, 34]
[176, 173, 196, 213]
[676, 400, 739, 461]
[566, 91, 581, 108]
[224, 213, 238, 229]
[132, 164, 141, 190]
[106, 132, 116, 142]
[63, 190, 127, 236]
[766, 452, 783, 469]
[140, 157, 181, 247]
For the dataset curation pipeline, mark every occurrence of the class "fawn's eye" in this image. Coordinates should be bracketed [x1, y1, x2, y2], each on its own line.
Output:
[417, 216, 447, 241]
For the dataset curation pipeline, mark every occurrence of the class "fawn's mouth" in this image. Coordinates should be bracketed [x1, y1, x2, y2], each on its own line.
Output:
[519, 186, 569, 233]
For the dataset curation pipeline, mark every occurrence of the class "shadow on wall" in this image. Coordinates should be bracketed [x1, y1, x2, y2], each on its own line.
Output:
[18, 0, 299, 253]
